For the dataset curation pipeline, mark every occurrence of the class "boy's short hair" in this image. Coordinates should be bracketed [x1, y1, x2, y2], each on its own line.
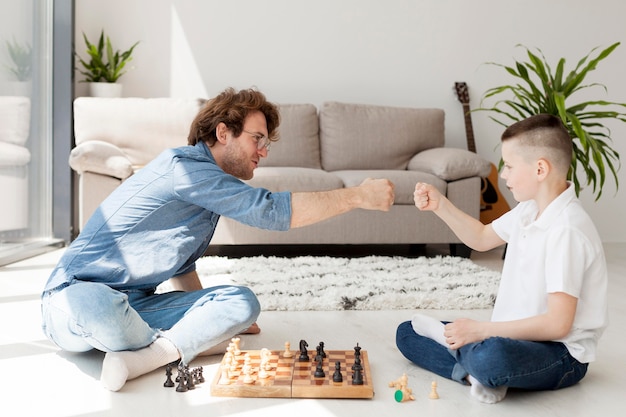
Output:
[188, 87, 280, 146]
[501, 114, 573, 175]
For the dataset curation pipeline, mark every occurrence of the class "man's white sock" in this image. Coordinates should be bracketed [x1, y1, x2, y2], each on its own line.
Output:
[100, 337, 180, 391]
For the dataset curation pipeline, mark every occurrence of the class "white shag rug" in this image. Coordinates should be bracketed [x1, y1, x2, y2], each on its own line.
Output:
[179, 255, 501, 311]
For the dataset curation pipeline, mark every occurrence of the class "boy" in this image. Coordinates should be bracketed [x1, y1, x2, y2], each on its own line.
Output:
[396, 114, 608, 403]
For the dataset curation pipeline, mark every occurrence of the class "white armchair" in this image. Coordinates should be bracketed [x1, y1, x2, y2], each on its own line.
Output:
[0, 96, 31, 231]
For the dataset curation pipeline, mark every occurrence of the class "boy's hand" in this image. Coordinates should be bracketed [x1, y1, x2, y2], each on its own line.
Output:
[444, 318, 486, 349]
[414, 182, 442, 211]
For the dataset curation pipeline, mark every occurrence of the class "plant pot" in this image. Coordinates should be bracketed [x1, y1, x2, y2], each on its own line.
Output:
[9, 81, 32, 97]
[88, 82, 122, 98]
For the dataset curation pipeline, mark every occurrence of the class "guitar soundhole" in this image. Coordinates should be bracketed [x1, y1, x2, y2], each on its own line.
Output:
[481, 178, 498, 204]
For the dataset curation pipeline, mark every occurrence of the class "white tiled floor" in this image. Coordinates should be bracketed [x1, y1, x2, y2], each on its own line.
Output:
[1, 244, 624, 417]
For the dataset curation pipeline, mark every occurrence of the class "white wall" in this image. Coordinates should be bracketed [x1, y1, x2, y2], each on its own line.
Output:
[75, 0, 626, 242]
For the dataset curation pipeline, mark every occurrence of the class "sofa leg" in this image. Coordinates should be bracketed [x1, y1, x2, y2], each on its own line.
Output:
[449, 243, 472, 258]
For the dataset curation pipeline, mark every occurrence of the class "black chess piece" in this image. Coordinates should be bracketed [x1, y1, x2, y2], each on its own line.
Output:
[333, 361, 343, 383]
[176, 364, 188, 392]
[314, 358, 325, 378]
[186, 367, 195, 390]
[163, 364, 175, 387]
[196, 366, 205, 383]
[298, 339, 309, 362]
[317, 342, 327, 358]
[352, 367, 363, 385]
[354, 343, 361, 359]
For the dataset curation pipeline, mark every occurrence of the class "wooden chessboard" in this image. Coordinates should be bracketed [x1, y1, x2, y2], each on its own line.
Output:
[210, 348, 374, 399]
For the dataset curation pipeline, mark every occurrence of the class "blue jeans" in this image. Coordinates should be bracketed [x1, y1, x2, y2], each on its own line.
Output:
[41, 281, 261, 364]
[395, 321, 588, 390]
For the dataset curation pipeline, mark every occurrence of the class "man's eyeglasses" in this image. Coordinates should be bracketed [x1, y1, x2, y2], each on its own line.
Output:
[243, 130, 271, 151]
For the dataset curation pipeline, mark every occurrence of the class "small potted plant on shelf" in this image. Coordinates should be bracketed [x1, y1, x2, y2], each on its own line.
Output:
[76, 30, 139, 97]
[477, 42, 626, 201]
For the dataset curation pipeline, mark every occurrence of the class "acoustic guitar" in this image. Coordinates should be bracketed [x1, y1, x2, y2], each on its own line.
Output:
[454, 82, 510, 224]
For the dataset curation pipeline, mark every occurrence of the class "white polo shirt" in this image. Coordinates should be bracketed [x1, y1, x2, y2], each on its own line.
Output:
[491, 184, 608, 363]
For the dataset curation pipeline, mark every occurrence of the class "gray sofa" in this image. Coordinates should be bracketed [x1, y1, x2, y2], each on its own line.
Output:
[70, 97, 491, 254]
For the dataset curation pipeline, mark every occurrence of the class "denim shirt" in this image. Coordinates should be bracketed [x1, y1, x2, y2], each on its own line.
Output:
[43, 142, 292, 293]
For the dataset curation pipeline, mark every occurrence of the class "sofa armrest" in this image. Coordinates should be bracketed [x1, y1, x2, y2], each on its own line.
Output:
[69, 140, 134, 180]
[407, 148, 491, 181]
[0, 142, 31, 166]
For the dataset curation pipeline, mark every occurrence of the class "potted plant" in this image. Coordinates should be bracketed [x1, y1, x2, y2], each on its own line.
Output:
[477, 42, 626, 200]
[4, 37, 32, 96]
[76, 30, 139, 97]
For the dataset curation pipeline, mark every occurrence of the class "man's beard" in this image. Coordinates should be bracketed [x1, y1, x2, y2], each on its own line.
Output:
[221, 141, 254, 180]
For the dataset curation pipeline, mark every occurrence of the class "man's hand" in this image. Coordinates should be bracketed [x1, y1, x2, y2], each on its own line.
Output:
[357, 178, 395, 211]
[290, 178, 395, 228]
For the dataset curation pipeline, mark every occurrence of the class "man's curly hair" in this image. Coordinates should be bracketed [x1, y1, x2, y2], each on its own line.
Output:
[188, 87, 280, 146]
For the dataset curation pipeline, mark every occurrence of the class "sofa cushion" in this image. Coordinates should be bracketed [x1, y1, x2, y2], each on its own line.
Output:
[0, 142, 31, 166]
[0, 96, 30, 146]
[332, 170, 446, 205]
[408, 148, 492, 181]
[73, 97, 204, 167]
[319, 102, 444, 171]
[247, 167, 344, 192]
[260, 104, 321, 169]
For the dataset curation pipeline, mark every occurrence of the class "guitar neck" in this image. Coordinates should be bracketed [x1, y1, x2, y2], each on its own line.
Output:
[462, 103, 477, 154]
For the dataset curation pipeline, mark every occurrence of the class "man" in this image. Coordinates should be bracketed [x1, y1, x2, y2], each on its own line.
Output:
[41, 87, 394, 391]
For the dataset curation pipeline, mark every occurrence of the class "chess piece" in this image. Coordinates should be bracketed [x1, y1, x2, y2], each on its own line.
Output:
[316, 342, 326, 358]
[389, 373, 409, 390]
[186, 367, 196, 390]
[219, 364, 231, 385]
[332, 361, 343, 383]
[196, 366, 205, 383]
[352, 367, 363, 385]
[231, 337, 242, 356]
[429, 381, 439, 399]
[176, 364, 188, 392]
[394, 386, 415, 402]
[314, 358, 325, 378]
[261, 348, 272, 370]
[298, 339, 309, 362]
[242, 360, 254, 384]
[163, 364, 175, 387]
[283, 341, 294, 358]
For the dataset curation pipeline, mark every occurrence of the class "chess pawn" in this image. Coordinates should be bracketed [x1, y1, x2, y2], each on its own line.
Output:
[219, 364, 231, 385]
[394, 386, 415, 402]
[163, 364, 175, 387]
[231, 337, 242, 356]
[283, 341, 293, 358]
[332, 361, 343, 383]
[196, 366, 205, 384]
[389, 373, 409, 390]
[429, 381, 439, 399]
[242, 362, 254, 384]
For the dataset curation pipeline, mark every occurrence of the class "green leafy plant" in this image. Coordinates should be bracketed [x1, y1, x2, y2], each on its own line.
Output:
[477, 42, 626, 200]
[4, 37, 32, 81]
[76, 30, 139, 83]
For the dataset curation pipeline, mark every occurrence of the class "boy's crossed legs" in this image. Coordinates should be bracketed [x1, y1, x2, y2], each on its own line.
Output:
[398, 314, 587, 404]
